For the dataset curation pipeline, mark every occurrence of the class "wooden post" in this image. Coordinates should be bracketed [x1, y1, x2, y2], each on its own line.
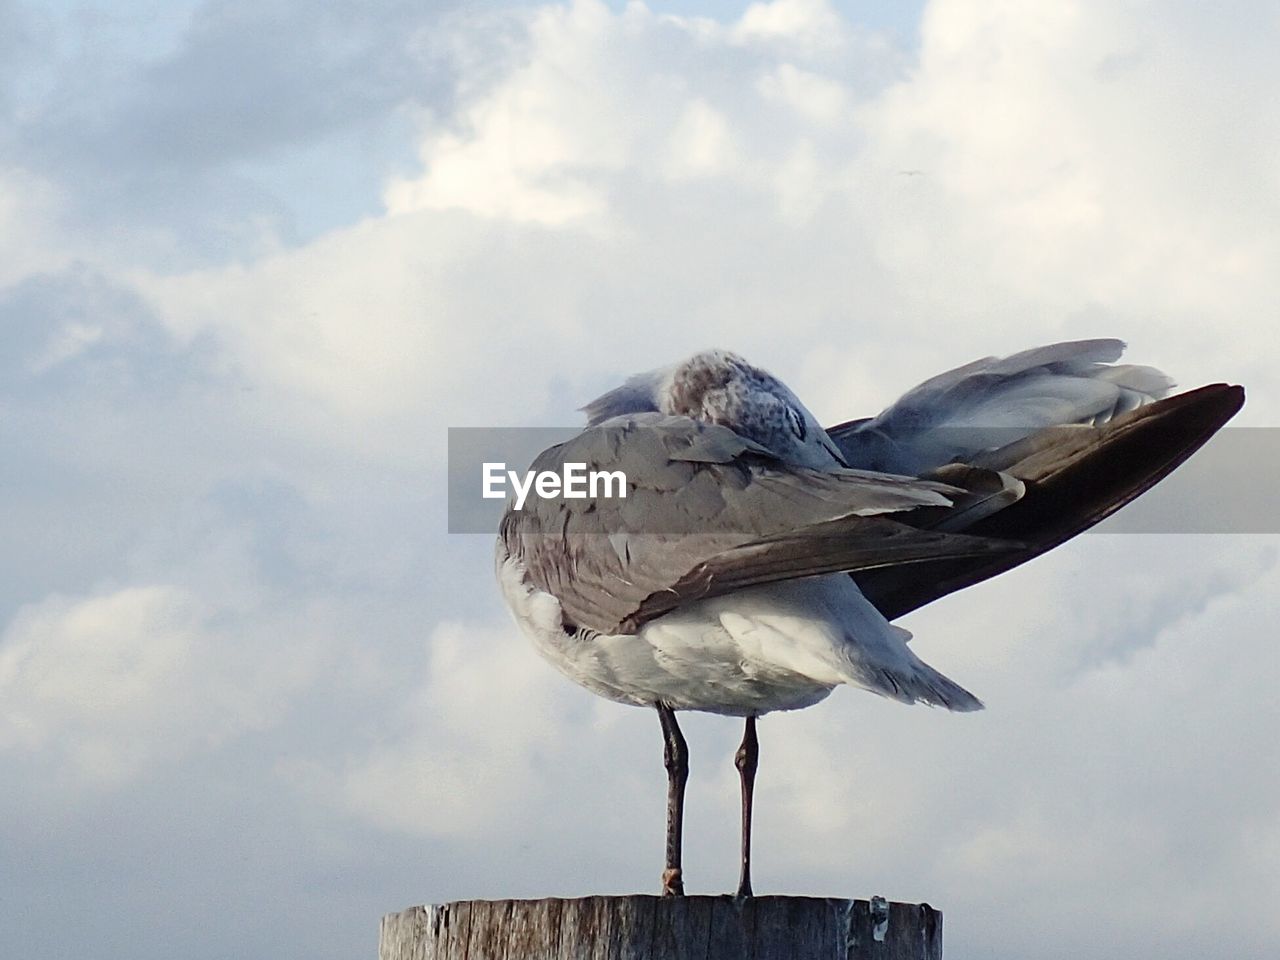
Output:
[380, 896, 942, 959]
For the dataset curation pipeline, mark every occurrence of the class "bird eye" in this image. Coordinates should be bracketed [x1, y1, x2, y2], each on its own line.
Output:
[787, 406, 807, 440]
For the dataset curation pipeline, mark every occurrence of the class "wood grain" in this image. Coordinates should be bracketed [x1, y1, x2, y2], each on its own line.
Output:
[380, 896, 942, 959]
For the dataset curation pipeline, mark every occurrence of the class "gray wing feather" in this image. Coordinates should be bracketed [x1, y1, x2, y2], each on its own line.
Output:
[827, 339, 1174, 474]
[502, 414, 1018, 635]
[580, 369, 666, 426]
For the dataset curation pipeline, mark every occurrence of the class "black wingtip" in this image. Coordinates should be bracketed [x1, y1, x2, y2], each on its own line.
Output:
[1138, 382, 1244, 447]
[855, 381, 1246, 620]
[1158, 381, 1244, 417]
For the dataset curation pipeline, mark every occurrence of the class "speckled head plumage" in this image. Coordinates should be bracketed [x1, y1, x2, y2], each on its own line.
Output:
[662, 350, 771, 420]
[583, 349, 846, 469]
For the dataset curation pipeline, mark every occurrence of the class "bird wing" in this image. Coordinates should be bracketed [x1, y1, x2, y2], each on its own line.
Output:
[827, 338, 1174, 475]
[500, 414, 1020, 635]
[851, 382, 1245, 619]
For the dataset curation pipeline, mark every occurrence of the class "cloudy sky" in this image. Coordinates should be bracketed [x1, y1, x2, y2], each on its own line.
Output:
[3, 0, 1278, 957]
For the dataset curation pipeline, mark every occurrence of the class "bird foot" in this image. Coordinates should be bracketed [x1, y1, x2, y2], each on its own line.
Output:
[661, 868, 685, 897]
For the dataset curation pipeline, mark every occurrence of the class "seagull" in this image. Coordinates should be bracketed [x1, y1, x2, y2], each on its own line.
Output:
[495, 339, 1242, 898]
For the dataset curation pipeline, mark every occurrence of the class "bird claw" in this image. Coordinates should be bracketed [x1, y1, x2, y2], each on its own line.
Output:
[661, 867, 684, 897]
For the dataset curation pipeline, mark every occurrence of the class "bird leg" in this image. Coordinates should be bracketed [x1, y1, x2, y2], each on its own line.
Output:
[735, 715, 759, 898]
[656, 703, 689, 896]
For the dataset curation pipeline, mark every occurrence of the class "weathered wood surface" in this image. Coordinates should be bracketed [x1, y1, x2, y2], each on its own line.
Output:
[380, 896, 942, 959]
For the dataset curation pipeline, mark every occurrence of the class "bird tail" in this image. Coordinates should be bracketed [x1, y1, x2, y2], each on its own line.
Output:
[842, 621, 984, 712]
[848, 649, 985, 713]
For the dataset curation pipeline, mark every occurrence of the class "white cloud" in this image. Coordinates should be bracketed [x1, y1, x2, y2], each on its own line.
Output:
[128, 0, 906, 442]
[385, 1, 632, 223]
[335, 618, 572, 836]
[662, 99, 739, 179]
[382, 0, 895, 228]
[850, 0, 1280, 405]
[4, 0, 1280, 957]
[732, 0, 850, 55]
[119, 0, 1280, 459]
[0, 168, 73, 287]
[756, 62, 850, 124]
[0, 584, 315, 787]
